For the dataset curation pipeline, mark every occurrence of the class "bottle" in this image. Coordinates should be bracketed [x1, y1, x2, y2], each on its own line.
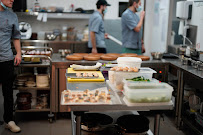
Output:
[61, 26, 67, 41]
[34, 0, 40, 12]
[186, 46, 190, 57]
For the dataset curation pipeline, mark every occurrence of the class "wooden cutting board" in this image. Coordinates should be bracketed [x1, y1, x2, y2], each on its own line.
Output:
[67, 68, 105, 82]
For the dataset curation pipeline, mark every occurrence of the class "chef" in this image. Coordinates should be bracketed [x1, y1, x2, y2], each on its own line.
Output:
[121, 0, 145, 54]
[0, 0, 21, 133]
[88, 0, 111, 53]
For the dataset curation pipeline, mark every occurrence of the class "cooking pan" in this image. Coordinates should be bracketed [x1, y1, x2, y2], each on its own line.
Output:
[116, 114, 150, 134]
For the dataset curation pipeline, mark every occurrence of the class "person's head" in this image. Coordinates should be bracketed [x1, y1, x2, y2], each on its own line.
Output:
[1, 0, 14, 8]
[129, 0, 142, 12]
[96, 0, 111, 14]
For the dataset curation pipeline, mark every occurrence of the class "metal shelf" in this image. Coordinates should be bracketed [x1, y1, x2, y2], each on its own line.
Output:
[15, 108, 50, 112]
[16, 12, 92, 19]
[17, 87, 50, 91]
[182, 116, 203, 135]
[18, 63, 50, 67]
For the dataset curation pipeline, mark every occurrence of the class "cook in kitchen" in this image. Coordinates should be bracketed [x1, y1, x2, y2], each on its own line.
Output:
[0, 0, 21, 133]
[122, 0, 145, 54]
[88, 0, 111, 54]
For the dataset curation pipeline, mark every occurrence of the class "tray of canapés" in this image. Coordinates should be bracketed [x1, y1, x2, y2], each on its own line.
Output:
[66, 72, 99, 79]
[61, 89, 112, 105]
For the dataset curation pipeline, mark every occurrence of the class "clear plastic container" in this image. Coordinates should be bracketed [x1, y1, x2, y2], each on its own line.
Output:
[114, 68, 157, 90]
[123, 78, 160, 89]
[117, 57, 142, 69]
[123, 83, 173, 103]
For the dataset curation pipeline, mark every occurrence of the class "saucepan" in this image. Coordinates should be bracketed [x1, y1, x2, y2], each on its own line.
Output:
[151, 52, 164, 60]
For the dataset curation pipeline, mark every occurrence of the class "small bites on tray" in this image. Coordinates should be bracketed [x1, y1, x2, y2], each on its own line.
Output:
[62, 89, 111, 104]
[75, 72, 99, 78]
[110, 66, 138, 72]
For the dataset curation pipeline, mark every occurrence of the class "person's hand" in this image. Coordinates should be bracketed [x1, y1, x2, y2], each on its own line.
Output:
[142, 44, 145, 54]
[105, 33, 109, 39]
[92, 48, 98, 54]
[140, 11, 145, 20]
[14, 53, 21, 66]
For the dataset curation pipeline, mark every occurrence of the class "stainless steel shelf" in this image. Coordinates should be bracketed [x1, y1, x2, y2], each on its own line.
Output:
[17, 87, 50, 91]
[21, 40, 88, 44]
[16, 12, 92, 19]
[18, 63, 50, 67]
[15, 108, 50, 112]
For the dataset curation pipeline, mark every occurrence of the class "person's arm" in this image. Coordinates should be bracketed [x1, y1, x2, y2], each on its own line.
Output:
[90, 31, 97, 53]
[133, 11, 145, 32]
[141, 40, 145, 53]
[13, 39, 21, 66]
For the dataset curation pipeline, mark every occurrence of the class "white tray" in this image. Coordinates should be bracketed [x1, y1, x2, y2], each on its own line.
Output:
[61, 87, 122, 105]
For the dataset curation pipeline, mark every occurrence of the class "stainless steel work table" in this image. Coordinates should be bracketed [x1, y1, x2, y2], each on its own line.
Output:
[64, 81, 174, 135]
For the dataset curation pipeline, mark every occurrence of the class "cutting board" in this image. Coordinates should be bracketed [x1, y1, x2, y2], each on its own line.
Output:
[67, 68, 105, 82]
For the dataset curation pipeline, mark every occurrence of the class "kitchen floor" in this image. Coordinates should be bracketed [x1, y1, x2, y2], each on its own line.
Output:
[0, 85, 191, 135]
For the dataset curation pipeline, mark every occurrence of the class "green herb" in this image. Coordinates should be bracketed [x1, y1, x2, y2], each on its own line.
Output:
[126, 76, 150, 82]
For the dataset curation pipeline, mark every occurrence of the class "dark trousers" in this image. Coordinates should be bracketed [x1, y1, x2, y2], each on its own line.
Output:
[0, 60, 14, 123]
[87, 48, 107, 53]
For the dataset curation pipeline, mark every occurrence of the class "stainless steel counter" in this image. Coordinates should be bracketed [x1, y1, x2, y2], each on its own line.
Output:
[66, 81, 173, 135]
[51, 53, 203, 79]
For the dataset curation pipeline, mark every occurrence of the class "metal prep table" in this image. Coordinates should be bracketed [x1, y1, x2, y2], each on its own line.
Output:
[64, 81, 174, 135]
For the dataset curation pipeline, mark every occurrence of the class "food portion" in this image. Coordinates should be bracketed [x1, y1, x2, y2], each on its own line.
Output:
[62, 89, 112, 104]
[75, 72, 99, 78]
[110, 66, 139, 72]
[21, 50, 52, 56]
[126, 76, 150, 82]
[100, 54, 118, 61]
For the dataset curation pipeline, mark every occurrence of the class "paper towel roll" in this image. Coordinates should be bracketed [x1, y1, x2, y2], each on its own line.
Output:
[178, 20, 184, 35]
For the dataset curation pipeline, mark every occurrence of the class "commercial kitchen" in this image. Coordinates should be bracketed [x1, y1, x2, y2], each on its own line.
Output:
[0, 0, 203, 135]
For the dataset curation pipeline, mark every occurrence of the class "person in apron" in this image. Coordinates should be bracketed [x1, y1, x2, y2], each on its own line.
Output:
[121, 0, 145, 55]
[0, 0, 21, 133]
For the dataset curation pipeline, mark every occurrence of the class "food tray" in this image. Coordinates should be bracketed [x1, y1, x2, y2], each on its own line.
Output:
[123, 83, 173, 103]
[66, 73, 99, 79]
[61, 87, 122, 105]
[123, 97, 173, 107]
[123, 78, 160, 89]
[73, 68, 99, 71]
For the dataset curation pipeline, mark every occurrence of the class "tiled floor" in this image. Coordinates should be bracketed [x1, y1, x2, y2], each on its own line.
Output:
[0, 84, 190, 135]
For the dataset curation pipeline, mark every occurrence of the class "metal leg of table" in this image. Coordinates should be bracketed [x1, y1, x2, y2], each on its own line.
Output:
[177, 71, 184, 129]
[154, 114, 161, 135]
[175, 70, 181, 126]
[71, 111, 76, 135]
[75, 115, 81, 135]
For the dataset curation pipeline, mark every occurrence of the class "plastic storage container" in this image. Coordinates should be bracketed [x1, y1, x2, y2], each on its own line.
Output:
[114, 68, 157, 91]
[117, 57, 142, 69]
[123, 78, 160, 89]
[123, 83, 173, 103]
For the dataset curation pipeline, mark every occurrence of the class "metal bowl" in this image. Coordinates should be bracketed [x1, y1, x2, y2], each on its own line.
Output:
[151, 52, 163, 60]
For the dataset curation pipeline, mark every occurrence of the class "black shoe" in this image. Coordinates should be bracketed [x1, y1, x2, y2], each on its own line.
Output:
[0, 121, 3, 125]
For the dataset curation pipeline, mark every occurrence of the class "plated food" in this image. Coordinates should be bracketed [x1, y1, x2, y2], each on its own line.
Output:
[62, 89, 112, 104]
[75, 72, 99, 78]
[84, 55, 101, 61]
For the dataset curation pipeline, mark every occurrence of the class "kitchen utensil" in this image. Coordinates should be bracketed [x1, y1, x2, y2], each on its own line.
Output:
[181, 57, 188, 65]
[116, 114, 149, 134]
[178, 45, 186, 55]
[189, 95, 201, 112]
[81, 113, 113, 132]
[151, 52, 164, 60]
[108, 35, 122, 46]
[197, 61, 203, 71]
[16, 92, 32, 110]
[190, 48, 200, 57]
[19, 22, 32, 40]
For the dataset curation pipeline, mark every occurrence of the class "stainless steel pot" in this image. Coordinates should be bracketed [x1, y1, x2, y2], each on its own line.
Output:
[151, 52, 163, 60]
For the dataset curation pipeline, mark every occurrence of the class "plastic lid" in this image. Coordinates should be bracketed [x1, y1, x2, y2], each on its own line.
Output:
[117, 57, 142, 63]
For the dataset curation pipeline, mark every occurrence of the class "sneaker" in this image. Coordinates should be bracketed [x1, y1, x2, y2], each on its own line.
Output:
[5, 121, 21, 133]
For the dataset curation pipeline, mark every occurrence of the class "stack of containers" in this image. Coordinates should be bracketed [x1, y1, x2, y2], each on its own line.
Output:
[108, 57, 174, 103]
[109, 57, 157, 90]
